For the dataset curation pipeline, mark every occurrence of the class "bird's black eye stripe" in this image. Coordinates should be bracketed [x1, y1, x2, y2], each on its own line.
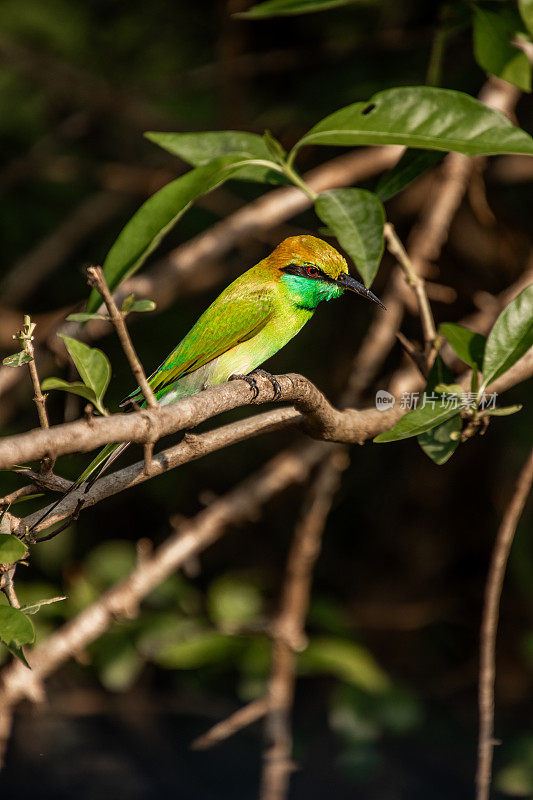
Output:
[281, 263, 334, 281]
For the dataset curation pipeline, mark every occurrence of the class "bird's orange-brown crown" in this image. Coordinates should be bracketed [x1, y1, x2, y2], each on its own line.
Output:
[268, 235, 348, 280]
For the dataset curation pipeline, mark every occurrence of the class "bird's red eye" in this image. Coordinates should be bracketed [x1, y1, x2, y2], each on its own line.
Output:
[307, 266, 319, 277]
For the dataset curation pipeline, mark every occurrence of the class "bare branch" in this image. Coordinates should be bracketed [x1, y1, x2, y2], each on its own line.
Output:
[260, 448, 349, 800]
[384, 222, 437, 353]
[476, 447, 533, 800]
[86, 265, 158, 409]
[191, 697, 269, 751]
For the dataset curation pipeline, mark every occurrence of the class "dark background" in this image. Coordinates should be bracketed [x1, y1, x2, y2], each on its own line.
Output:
[0, 1, 532, 798]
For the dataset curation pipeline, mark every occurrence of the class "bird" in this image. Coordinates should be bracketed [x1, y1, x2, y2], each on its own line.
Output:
[31, 235, 384, 531]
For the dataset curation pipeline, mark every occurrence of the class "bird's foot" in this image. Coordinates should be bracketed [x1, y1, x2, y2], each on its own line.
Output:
[229, 373, 259, 400]
[250, 369, 282, 400]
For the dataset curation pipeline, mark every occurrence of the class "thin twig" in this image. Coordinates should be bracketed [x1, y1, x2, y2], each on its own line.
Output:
[31, 498, 85, 544]
[86, 266, 158, 409]
[384, 222, 437, 355]
[0, 485, 39, 507]
[476, 447, 533, 800]
[17, 318, 53, 475]
[260, 449, 349, 800]
[191, 696, 269, 750]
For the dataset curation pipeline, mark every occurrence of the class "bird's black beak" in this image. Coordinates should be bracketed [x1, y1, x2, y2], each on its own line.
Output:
[335, 273, 387, 310]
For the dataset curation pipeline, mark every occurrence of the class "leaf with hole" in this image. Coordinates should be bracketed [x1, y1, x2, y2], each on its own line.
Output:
[439, 322, 486, 370]
[2, 351, 33, 368]
[87, 155, 277, 313]
[376, 149, 445, 201]
[0, 534, 27, 564]
[472, 6, 531, 92]
[293, 87, 533, 157]
[315, 188, 385, 286]
[417, 414, 462, 465]
[481, 284, 533, 390]
[236, 0, 362, 17]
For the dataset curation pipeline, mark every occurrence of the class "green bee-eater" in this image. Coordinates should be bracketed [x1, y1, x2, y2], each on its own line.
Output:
[32, 235, 384, 529]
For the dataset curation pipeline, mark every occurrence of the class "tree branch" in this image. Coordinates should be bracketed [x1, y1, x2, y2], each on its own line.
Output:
[0, 441, 327, 712]
[476, 447, 533, 800]
[0, 372, 403, 474]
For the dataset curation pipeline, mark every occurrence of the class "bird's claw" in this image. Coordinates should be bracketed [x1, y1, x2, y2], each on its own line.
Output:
[251, 369, 282, 400]
[229, 373, 259, 400]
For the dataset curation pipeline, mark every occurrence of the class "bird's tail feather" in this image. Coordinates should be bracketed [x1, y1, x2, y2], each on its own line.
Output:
[28, 441, 130, 533]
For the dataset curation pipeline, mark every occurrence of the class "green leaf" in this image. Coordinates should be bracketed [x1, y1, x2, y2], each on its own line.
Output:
[481, 403, 522, 417]
[439, 322, 486, 370]
[519, 0, 533, 35]
[207, 575, 263, 629]
[0, 606, 35, 650]
[299, 636, 390, 694]
[2, 351, 33, 368]
[145, 132, 284, 185]
[237, 0, 362, 17]
[472, 6, 531, 92]
[496, 762, 533, 797]
[58, 335, 111, 403]
[154, 631, 239, 669]
[376, 149, 445, 202]
[6, 643, 31, 668]
[374, 402, 461, 443]
[293, 87, 533, 158]
[146, 130, 270, 164]
[417, 414, 462, 465]
[85, 540, 136, 588]
[263, 129, 286, 163]
[127, 299, 156, 313]
[0, 534, 27, 564]
[10, 493, 45, 505]
[40, 378, 100, 411]
[66, 312, 108, 323]
[314, 188, 385, 287]
[481, 284, 533, 389]
[87, 155, 272, 312]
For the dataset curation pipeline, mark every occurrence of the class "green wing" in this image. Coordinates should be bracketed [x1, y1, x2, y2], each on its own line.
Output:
[122, 286, 274, 405]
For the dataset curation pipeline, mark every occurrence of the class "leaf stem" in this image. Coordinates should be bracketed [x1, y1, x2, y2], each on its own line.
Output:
[281, 160, 318, 201]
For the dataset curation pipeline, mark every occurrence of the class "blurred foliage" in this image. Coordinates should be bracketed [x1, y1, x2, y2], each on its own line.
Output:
[1, 1, 533, 798]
